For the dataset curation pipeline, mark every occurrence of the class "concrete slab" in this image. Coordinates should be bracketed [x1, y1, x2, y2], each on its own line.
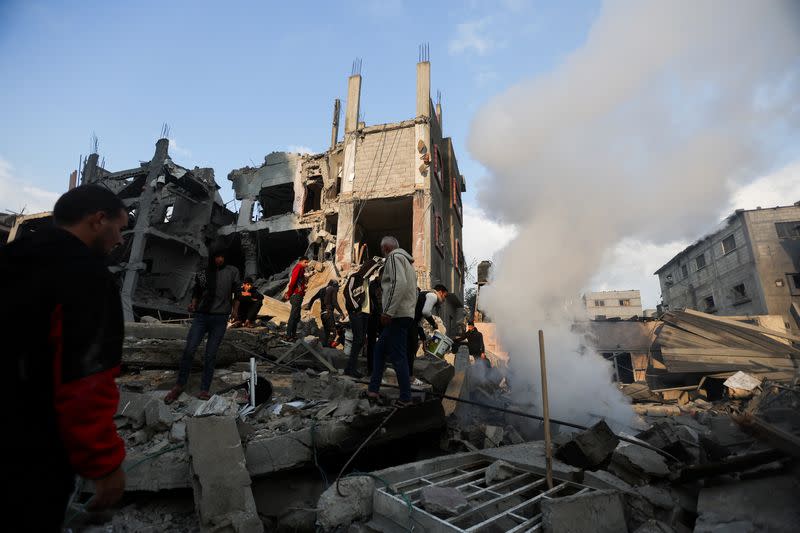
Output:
[541, 489, 628, 533]
[186, 416, 263, 532]
[316, 476, 375, 530]
[695, 475, 800, 533]
[480, 441, 583, 482]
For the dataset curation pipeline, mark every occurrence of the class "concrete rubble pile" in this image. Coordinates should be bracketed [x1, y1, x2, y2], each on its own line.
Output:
[69, 315, 452, 531]
[316, 378, 799, 533]
[68, 300, 800, 532]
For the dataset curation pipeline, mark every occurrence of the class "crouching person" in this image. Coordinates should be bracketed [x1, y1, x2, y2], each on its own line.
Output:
[230, 277, 263, 328]
[165, 250, 240, 403]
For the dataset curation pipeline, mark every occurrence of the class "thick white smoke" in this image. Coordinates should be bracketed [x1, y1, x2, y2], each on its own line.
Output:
[469, 0, 800, 428]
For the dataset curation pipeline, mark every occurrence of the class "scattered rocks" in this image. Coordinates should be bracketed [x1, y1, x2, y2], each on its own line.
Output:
[419, 486, 469, 517]
[316, 476, 375, 531]
[485, 460, 517, 485]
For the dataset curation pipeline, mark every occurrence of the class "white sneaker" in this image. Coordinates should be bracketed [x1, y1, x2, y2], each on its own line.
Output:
[412, 378, 424, 386]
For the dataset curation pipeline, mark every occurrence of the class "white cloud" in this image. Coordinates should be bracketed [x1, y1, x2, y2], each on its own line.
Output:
[449, 18, 496, 56]
[462, 203, 517, 267]
[167, 138, 192, 161]
[727, 160, 800, 212]
[0, 156, 59, 214]
[287, 145, 316, 155]
[590, 238, 688, 310]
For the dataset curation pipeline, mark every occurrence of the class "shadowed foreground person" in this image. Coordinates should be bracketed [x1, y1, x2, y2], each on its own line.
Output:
[1, 185, 128, 531]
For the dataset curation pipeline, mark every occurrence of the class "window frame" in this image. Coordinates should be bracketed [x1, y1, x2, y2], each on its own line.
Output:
[721, 234, 737, 255]
[776, 221, 800, 239]
[695, 253, 707, 271]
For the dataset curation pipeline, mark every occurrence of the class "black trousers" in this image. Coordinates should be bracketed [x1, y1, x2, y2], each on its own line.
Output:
[235, 299, 260, 322]
[287, 294, 303, 338]
[321, 310, 336, 345]
[406, 325, 424, 376]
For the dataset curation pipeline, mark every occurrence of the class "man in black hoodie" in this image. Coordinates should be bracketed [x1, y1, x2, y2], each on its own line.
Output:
[1, 185, 128, 530]
[306, 279, 344, 347]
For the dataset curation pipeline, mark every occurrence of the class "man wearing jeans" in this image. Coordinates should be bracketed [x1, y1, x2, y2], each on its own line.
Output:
[367, 237, 417, 406]
[165, 251, 240, 403]
[284, 256, 309, 341]
[344, 259, 381, 378]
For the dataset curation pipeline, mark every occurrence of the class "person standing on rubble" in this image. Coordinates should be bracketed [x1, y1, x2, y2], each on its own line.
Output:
[284, 256, 310, 341]
[366, 270, 383, 374]
[344, 259, 381, 378]
[454, 321, 489, 367]
[408, 284, 449, 376]
[164, 250, 240, 403]
[2, 185, 128, 530]
[367, 236, 417, 406]
[230, 277, 263, 328]
[305, 279, 344, 347]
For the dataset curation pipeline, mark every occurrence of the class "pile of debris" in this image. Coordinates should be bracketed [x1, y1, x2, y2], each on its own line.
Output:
[314, 379, 800, 532]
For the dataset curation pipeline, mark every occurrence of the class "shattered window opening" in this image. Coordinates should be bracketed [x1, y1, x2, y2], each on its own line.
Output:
[695, 253, 706, 271]
[433, 144, 443, 189]
[721, 234, 736, 254]
[789, 273, 800, 296]
[732, 283, 749, 304]
[703, 294, 716, 312]
[775, 221, 800, 239]
[681, 264, 688, 278]
[163, 205, 174, 223]
[619, 299, 631, 306]
[594, 300, 605, 307]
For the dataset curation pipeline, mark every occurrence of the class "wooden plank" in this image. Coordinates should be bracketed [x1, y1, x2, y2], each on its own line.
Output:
[682, 308, 800, 343]
[662, 347, 792, 359]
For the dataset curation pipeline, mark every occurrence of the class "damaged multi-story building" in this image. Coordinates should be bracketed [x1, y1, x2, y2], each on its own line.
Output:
[220, 55, 467, 332]
[80, 139, 235, 321]
[655, 202, 800, 332]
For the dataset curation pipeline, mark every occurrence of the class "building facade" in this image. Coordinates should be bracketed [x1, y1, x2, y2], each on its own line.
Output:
[583, 290, 643, 319]
[655, 203, 800, 332]
[220, 57, 467, 333]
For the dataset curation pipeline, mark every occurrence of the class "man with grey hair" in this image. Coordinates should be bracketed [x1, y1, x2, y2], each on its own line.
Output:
[367, 236, 417, 405]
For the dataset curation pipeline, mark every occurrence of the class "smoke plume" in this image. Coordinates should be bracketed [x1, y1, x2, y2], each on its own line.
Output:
[469, 0, 800, 428]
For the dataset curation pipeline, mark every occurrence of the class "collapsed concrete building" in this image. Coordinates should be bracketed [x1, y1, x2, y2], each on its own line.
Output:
[221, 57, 467, 332]
[80, 139, 235, 320]
[655, 203, 800, 333]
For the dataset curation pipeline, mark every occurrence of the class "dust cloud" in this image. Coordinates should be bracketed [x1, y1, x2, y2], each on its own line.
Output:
[469, 0, 800, 428]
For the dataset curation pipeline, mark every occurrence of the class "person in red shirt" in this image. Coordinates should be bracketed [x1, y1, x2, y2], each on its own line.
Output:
[283, 256, 309, 341]
[2, 185, 128, 531]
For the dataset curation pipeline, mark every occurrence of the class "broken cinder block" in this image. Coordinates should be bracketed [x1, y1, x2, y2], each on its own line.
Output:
[555, 420, 619, 469]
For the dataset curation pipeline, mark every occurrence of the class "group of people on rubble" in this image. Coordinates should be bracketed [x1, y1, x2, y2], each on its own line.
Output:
[3, 185, 491, 529]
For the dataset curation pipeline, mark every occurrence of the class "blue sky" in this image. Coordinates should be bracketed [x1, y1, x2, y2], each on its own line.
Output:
[0, 0, 597, 212]
[3, 1, 796, 309]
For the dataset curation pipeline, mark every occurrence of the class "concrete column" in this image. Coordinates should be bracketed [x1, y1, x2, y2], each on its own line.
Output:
[240, 231, 258, 279]
[335, 200, 356, 272]
[436, 101, 442, 131]
[120, 138, 169, 321]
[237, 198, 255, 226]
[341, 74, 361, 195]
[82, 153, 100, 185]
[412, 190, 431, 289]
[330, 98, 341, 150]
[414, 61, 431, 188]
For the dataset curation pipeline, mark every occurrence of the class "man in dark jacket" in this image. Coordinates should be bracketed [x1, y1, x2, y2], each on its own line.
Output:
[343, 259, 381, 377]
[231, 277, 263, 328]
[2, 185, 128, 530]
[165, 250, 240, 403]
[366, 274, 383, 374]
[454, 321, 489, 367]
[284, 256, 309, 341]
[306, 279, 344, 346]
